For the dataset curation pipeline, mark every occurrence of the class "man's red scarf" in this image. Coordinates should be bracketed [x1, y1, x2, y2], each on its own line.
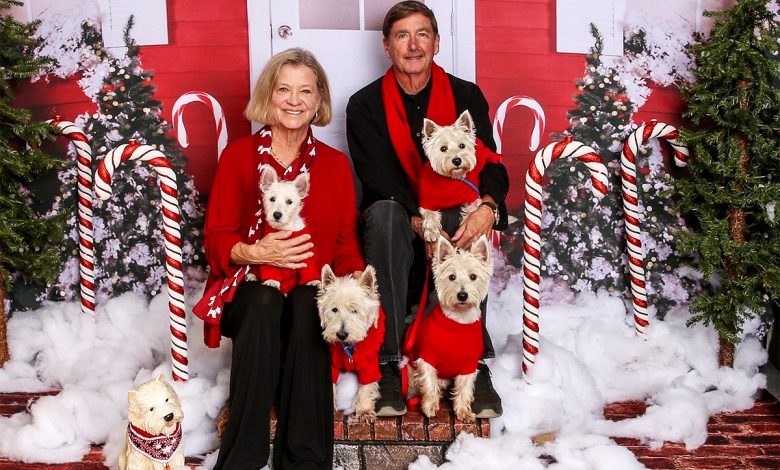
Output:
[193, 125, 316, 325]
[382, 63, 500, 206]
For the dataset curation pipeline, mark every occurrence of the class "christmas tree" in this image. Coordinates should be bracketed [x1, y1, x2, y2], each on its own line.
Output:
[673, 0, 780, 366]
[541, 25, 698, 315]
[46, 18, 204, 304]
[0, 0, 65, 365]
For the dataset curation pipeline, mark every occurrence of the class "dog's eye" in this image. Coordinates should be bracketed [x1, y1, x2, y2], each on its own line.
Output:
[459, 143, 465, 149]
[165, 398, 169, 402]
[270, 196, 276, 202]
[469, 273, 477, 281]
[149, 407, 154, 412]
[331, 307, 338, 313]
[448, 274, 456, 281]
[440, 145, 447, 152]
[286, 199, 292, 205]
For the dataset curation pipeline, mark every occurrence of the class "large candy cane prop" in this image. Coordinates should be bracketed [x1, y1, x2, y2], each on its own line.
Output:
[94, 142, 188, 381]
[48, 117, 96, 315]
[172, 91, 228, 159]
[621, 120, 688, 337]
[523, 137, 609, 377]
[492, 95, 546, 152]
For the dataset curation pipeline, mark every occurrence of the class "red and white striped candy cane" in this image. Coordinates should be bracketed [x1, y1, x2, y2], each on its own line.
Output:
[492, 95, 546, 153]
[172, 91, 228, 159]
[621, 120, 688, 337]
[94, 142, 188, 381]
[523, 137, 609, 377]
[48, 117, 96, 315]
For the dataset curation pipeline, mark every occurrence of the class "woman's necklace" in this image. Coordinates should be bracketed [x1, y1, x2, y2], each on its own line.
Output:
[270, 146, 295, 169]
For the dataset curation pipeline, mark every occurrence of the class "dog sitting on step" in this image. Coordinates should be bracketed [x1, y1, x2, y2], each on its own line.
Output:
[119, 373, 184, 470]
[317, 264, 384, 422]
[406, 236, 493, 422]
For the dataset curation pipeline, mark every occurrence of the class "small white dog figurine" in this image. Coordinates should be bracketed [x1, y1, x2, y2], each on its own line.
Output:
[406, 236, 493, 422]
[317, 264, 385, 422]
[258, 165, 319, 293]
[119, 373, 184, 470]
[418, 110, 482, 243]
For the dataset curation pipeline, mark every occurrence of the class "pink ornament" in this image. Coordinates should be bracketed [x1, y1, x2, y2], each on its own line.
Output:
[172, 91, 228, 159]
[48, 117, 95, 315]
[94, 142, 188, 381]
[522, 137, 608, 377]
[492, 95, 546, 152]
[621, 120, 688, 337]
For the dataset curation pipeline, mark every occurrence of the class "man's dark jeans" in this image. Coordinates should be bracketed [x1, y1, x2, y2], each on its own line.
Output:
[361, 200, 495, 363]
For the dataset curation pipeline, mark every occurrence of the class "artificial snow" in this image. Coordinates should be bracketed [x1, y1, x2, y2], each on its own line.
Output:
[0, 257, 768, 468]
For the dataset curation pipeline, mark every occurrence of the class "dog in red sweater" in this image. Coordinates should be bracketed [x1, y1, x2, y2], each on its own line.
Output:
[257, 166, 319, 293]
[407, 236, 493, 422]
[317, 264, 384, 422]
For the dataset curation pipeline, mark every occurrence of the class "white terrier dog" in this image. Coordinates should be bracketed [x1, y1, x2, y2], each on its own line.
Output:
[418, 110, 482, 243]
[317, 264, 384, 422]
[406, 236, 493, 422]
[258, 165, 319, 292]
[119, 373, 184, 470]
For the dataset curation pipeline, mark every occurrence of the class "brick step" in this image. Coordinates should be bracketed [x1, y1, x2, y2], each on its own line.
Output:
[0, 447, 204, 469]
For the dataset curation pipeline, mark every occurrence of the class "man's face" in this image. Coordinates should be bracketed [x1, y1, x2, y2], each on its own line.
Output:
[383, 13, 440, 79]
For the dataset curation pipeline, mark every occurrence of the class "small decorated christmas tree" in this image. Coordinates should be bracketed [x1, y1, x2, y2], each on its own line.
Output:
[0, 0, 65, 365]
[47, 18, 204, 304]
[673, 0, 780, 366]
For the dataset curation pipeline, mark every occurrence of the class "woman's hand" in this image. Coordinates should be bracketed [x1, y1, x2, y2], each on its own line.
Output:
[231, 231, 314, 269]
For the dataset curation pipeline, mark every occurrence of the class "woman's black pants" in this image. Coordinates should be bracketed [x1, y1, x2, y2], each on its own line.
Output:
[213, 282, 333, 470]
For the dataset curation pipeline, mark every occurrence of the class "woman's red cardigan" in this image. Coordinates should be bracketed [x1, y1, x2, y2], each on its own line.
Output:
[200, 132, 365, 347]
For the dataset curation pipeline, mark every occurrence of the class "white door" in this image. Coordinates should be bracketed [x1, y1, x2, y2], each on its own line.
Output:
[247, 0, 475, 154]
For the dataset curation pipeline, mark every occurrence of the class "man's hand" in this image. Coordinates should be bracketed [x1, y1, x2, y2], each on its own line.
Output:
[231, 231, 314, 269]
[451, 204, 495, 249]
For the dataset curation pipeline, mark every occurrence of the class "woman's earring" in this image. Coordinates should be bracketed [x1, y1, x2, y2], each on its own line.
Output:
[314, 111, 319, 121]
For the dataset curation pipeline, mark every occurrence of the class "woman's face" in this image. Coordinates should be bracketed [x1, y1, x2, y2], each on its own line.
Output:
[270, 64, 322, 132]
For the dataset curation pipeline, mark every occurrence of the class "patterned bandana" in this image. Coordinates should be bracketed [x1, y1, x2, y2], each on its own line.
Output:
[192, 125, 317, 325]
[127, 422, 182, 464]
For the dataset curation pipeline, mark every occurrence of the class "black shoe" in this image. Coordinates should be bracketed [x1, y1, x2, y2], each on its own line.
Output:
[472, 362, 502, 418]
[374, 361, 407, 416]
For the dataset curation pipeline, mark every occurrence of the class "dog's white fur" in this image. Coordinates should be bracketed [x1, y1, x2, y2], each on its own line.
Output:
[119, 373, 184, 470]
[317, 265, 382, 422]
[407, 236, 493, 422]
[258, 166, 317, 289]
[419, 110, 482, 243]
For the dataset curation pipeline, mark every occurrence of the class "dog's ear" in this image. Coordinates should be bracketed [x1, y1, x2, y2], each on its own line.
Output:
[321, 264, 336, 287]
[470, 235, 491, 264]
[456, 110, 475, 135]
[294, 172, 310, 198]
[434, 237, 455, 265]
[154, 372, 165, 383]
[260, 165, 277, 192]
[422, 118, 438, 141]
[359, 265, 377, 296]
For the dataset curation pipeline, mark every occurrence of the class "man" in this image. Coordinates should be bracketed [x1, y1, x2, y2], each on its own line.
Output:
[346, 1, 508, 418]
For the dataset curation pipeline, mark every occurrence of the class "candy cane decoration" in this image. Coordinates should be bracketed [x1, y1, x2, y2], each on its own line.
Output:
[48, 117, 96, 315]
[94, 142, 188, 381]
[172, 91, 228, 159]
[621, 120, 688, 337]
[492, 95, 546, 153]
[523, 137, 609, 377]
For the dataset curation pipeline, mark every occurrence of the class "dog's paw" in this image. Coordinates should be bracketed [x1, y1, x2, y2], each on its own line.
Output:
[454, 406, 476, 423]
[262, 279, 281, 289]
[306, 280, 321, 288]
[421, 399, 439, 418]
[356, 408, 377, 423]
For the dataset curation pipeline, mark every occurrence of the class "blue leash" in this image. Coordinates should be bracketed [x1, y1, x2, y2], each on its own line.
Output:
[457, 177, 480, 197]
[340, 341, 355, 363]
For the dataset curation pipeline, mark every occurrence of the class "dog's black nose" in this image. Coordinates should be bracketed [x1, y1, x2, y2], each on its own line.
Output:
[457, 292, 468, 302]
[273, 211, 282, 220]
[452, 157, 462, 167]
[164, 413, 174, 422]
[336, 331, 348, 341]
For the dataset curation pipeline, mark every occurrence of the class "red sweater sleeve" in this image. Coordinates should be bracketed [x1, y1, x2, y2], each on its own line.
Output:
[331, 154, 365, 277]
[203, 137, 255, 277]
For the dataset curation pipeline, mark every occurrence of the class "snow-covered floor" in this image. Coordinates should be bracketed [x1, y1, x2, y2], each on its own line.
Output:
[0, 260, 767, 469]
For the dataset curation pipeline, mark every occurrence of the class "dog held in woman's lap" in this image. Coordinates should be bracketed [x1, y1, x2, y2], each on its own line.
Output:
[406, 236, 493, 422]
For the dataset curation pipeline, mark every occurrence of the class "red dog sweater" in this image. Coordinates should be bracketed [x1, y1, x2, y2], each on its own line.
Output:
[330, 309, 386, 385]
[258, 225, 319, 294]
[409, 304, 483, 380]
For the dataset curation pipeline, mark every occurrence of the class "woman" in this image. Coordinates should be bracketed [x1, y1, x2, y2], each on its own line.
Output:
[195, 48, 364, 470]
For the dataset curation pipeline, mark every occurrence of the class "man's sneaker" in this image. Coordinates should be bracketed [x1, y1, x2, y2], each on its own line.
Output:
[374, 361, 407, 417]
[472, 362, 502, 418]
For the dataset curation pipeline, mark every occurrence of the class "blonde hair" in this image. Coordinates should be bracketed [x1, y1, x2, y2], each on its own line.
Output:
[245, 48, 332, 126]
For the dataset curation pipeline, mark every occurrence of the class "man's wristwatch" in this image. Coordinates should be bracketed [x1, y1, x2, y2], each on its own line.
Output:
[480, 201, 499, 225]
